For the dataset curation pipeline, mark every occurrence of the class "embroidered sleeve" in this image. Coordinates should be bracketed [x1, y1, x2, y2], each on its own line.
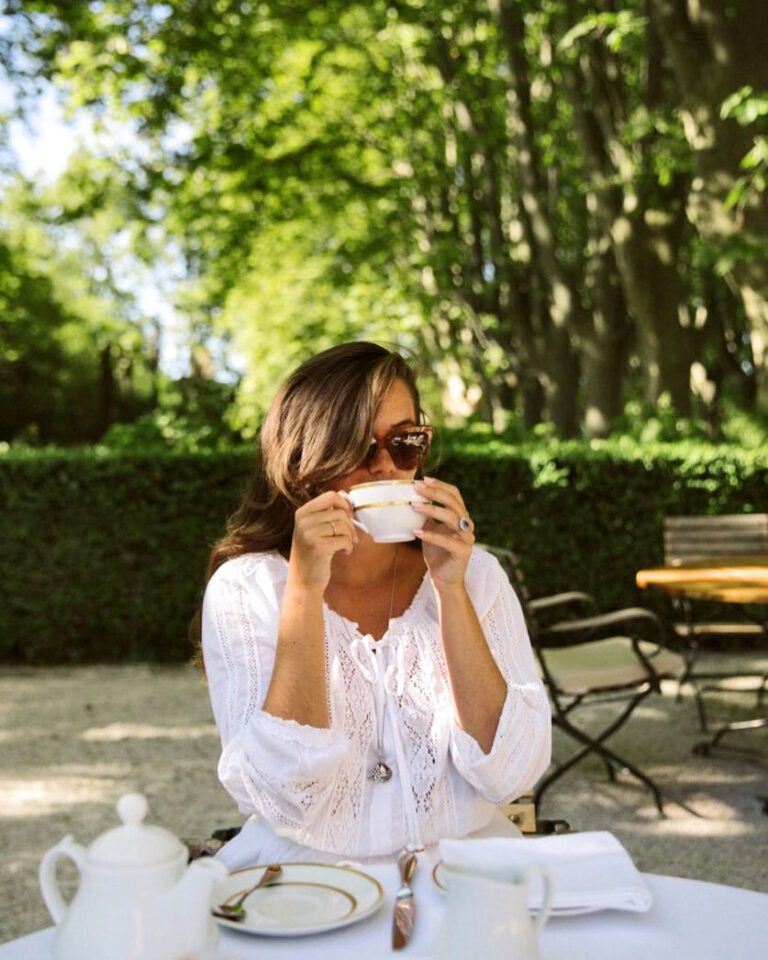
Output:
[202, 559, 349, 831]
[448, 560, 551, 803]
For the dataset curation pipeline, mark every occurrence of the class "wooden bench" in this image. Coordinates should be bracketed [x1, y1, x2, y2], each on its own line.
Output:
[661, 515, 768, 751]
[664, 514, 768, 564]
[663, 514, 768, 641]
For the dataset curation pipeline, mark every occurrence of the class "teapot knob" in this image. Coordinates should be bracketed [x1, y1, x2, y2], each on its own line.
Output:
[117, 793, 148, 827]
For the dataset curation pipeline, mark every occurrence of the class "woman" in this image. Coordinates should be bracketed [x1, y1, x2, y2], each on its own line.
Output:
[200, 341, 550, 868]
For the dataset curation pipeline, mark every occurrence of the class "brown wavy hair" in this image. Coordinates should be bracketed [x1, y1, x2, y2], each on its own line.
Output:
[191, 341, 426, 667]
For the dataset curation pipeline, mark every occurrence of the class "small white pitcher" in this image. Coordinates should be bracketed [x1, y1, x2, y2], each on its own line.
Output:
[436, 861, 553, 960]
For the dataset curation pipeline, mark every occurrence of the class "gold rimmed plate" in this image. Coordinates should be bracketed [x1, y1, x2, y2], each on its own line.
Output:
[214, 863, 385, 937]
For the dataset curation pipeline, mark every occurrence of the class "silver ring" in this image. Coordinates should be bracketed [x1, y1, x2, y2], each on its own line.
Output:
[458, 516, 471, 533]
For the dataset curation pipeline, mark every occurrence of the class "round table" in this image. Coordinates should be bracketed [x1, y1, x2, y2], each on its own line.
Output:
[3, 871, 767, 960]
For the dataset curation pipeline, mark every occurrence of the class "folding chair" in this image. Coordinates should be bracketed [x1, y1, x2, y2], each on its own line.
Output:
[482, 544, 685, 814]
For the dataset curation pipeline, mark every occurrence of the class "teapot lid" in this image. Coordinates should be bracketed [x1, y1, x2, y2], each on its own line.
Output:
[88, 793, 185, 868]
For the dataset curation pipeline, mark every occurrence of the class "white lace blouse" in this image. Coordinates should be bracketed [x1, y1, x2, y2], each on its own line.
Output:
[201, 546, 551, 860]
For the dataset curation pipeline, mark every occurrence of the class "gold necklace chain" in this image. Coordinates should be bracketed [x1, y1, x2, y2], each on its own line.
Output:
[367, 544, 398, 783]
[387, 543, 399, 624]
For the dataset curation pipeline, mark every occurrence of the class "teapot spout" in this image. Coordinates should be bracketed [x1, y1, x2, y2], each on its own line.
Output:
[164, 858, 229, 954]
[168, 856, 228, 911]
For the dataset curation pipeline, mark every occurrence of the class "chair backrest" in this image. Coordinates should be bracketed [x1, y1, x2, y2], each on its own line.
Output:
[663, 514, 768, 565]
[477, 543, 542, 638]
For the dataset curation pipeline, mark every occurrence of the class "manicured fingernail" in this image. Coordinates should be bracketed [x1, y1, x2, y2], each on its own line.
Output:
[423, 476, 435, 483]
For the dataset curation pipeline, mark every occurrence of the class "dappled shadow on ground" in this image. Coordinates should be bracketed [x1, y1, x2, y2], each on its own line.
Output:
[538, 658, 768, 896]
[0, 659, 766, 944]
[0, 665, 236, 943]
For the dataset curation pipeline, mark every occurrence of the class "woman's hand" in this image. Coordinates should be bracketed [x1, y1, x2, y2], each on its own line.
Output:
[412, 477, 475, 591]
[289, 491, 358, 591]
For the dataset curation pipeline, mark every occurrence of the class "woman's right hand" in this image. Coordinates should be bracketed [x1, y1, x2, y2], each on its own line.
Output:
[288, 491, 358, 590]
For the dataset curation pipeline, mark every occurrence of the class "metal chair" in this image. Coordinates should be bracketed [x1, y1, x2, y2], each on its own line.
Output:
[481, 544, 685, 814]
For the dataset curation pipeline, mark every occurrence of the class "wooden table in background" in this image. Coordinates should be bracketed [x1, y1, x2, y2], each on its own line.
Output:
[636, 556, 767, 753]
[636, 555, 768, 605]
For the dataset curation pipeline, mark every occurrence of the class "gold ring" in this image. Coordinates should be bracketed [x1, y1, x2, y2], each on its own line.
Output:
[330, 521, 337, 537]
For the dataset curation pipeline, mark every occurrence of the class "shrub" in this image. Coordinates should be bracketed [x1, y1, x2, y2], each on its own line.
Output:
[0, 447, 254, 662]
[1, 436, 765, 662]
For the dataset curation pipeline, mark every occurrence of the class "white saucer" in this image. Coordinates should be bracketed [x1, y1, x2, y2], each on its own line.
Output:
[214, 863, 385, 937]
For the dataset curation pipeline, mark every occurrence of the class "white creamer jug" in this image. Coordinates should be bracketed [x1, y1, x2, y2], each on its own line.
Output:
[436, 860, 553, 960]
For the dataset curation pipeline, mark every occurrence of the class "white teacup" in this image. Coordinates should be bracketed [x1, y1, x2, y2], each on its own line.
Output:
[343, 480, 428, 543]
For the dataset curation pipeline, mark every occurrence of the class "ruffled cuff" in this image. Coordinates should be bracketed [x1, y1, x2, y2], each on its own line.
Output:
[228, 708, 350, 781]
[449, 682, 550, 803]
[250, 708, 344, 746]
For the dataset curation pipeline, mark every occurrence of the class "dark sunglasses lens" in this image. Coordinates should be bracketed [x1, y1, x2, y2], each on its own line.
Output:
[388, 431, 431, 469]
[362, 439, 379, 467]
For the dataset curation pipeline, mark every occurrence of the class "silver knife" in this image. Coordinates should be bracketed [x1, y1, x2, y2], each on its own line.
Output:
[392, 849, 417, 950]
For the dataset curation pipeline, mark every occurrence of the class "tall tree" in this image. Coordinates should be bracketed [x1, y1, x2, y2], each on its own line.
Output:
[4, 0, 765, 434]
[649, 0, 768, 406]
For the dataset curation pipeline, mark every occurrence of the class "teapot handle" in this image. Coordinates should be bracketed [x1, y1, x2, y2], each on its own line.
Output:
[525, 864, 554, 936]
[39, 836, 87, 924]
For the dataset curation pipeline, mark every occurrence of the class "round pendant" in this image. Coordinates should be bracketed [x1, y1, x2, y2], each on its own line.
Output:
[367, 761, 393, 783]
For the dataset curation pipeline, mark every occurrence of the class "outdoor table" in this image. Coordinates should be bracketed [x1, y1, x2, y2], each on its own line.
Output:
[635, 554, 768, 606]
[2, 864, 768, 960]
[636, 555, 768, 751]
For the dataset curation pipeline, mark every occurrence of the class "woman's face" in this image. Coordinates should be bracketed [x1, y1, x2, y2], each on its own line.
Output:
[329, 378, 422, 493]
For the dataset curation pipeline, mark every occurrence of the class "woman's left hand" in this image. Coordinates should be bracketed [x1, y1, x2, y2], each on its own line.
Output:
[412, 477, 475, 590]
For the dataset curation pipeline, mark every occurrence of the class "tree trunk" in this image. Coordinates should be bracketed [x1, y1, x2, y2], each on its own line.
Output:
[611, 201, 695, 414]
[494, 0, 582, 434]
[98, 344, 116, 434]
[522, 374, 546, 429]
[562, 16, 695, 415]
[649, 0, 768, 406]
[581, 238, 631, 437]
[547, 325, 580, 437]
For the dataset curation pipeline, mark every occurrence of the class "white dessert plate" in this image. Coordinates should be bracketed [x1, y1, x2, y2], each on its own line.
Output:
[214, 863, 385, 937]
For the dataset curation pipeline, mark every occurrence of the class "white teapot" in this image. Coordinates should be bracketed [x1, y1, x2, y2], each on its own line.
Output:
[39, 792, 228, 960]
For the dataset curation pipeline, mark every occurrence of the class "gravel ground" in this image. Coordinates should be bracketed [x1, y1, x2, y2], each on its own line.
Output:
[1, 657, 767, 944]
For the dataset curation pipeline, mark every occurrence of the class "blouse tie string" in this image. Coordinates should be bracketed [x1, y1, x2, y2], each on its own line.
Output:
[348, 633, 380, 683]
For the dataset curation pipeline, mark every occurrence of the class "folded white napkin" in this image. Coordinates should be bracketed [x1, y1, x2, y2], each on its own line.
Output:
[439, 832, 653, 914]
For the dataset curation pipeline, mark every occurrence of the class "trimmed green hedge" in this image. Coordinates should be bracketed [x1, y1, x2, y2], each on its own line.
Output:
[439, 434, 767, 611]
[1, 437, 766, 663]
[0, 449, 254, 663]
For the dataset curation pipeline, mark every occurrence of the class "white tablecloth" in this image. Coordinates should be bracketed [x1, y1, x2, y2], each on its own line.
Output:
[2, 870, 767, 960]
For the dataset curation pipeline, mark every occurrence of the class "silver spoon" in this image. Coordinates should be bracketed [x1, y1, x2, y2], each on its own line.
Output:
[213, 863, 283, 920]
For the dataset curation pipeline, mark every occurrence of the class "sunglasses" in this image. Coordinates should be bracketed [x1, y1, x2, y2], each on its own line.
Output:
[362, 426, 433, 470]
